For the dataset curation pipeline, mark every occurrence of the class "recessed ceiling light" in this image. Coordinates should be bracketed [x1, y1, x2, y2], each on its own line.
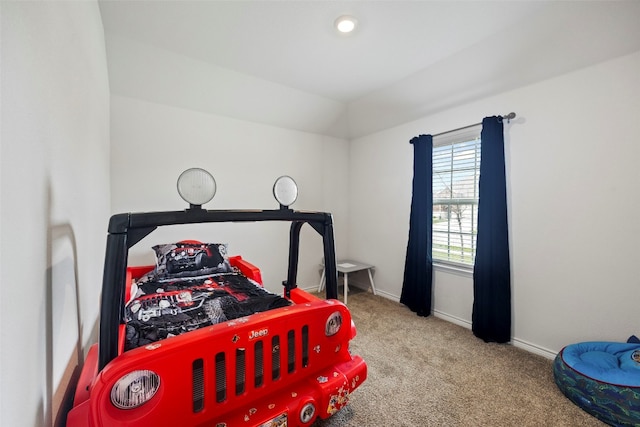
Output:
[335, 15, 357, 33]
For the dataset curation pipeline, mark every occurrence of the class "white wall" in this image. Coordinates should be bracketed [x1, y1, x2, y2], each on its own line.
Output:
[348, 51, 640, 357]
[0, 2, 110, 426]
[110, 95, 349, 295]
[346, 2, 640, 139]
[104, 32, 349, 138]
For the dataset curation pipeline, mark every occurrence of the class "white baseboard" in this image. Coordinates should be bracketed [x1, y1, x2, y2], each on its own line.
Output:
[511, 337, 557, 360]
[432, 311, 557, 359]
[433, 310, 472, 329]
[432, 310, 557, 359]
[372, 288, 400, 302]
[302, 284, 558, 360]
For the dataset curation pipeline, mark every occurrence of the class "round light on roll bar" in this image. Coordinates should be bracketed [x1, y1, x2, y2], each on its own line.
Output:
[177, 168, 216, 207]
[273, 175, 298, 208]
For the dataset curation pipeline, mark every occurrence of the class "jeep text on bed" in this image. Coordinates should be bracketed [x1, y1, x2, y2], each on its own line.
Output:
[66, 169, 367, 427]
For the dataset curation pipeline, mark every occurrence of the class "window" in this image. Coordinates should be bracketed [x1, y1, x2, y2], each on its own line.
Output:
[432, 126, 481, 267]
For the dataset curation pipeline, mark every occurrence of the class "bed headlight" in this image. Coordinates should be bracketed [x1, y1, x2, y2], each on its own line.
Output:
[300, 401, 317, 423]
[325, 311, 343, 336]
[177, 168, 216, 208]
[110, 370, 160, 409]
[273, 175, 298, 209]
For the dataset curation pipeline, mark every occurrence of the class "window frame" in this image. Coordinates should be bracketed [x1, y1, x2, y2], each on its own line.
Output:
[432, 125, 482, 274]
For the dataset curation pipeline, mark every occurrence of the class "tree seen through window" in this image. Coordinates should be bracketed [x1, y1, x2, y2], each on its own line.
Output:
[433, 134, 480, 266]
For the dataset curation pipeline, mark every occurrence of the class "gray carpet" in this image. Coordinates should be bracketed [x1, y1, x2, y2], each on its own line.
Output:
[312, 288, 605, 426]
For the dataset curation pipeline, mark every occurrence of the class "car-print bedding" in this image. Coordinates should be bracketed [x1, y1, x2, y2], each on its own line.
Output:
[125, 271, 291, 351]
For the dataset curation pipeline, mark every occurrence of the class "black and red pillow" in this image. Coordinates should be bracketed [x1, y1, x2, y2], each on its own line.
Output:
[146, 241, 232, 281]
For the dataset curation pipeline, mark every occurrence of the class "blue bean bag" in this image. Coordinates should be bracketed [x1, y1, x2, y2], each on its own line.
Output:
[553, 341, 640, 426]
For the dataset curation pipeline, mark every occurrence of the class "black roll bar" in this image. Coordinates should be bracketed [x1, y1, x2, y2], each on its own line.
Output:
[98, 208, 339, 371]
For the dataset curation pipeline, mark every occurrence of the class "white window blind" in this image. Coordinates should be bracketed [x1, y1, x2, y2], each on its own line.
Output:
[433, 125, 481, 267]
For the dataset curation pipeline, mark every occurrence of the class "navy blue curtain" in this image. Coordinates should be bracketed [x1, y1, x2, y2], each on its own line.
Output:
[472, 117, 511, 343]
[400, 135, 433, 317]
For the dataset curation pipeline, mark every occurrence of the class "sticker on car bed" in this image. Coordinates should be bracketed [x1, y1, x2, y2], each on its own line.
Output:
[257, 413, 287, 427]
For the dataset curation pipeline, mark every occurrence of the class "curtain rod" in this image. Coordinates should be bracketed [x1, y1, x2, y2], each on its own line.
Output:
[432, 112, 516, 138]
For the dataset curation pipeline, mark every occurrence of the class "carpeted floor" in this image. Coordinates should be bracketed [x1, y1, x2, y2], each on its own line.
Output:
[312, 288, 605, 426]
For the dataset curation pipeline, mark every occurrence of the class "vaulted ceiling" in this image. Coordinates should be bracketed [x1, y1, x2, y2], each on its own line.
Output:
[99, 1, 640, 138]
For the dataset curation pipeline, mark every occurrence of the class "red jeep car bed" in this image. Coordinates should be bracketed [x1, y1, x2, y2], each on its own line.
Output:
[66, 169, 367, 427]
